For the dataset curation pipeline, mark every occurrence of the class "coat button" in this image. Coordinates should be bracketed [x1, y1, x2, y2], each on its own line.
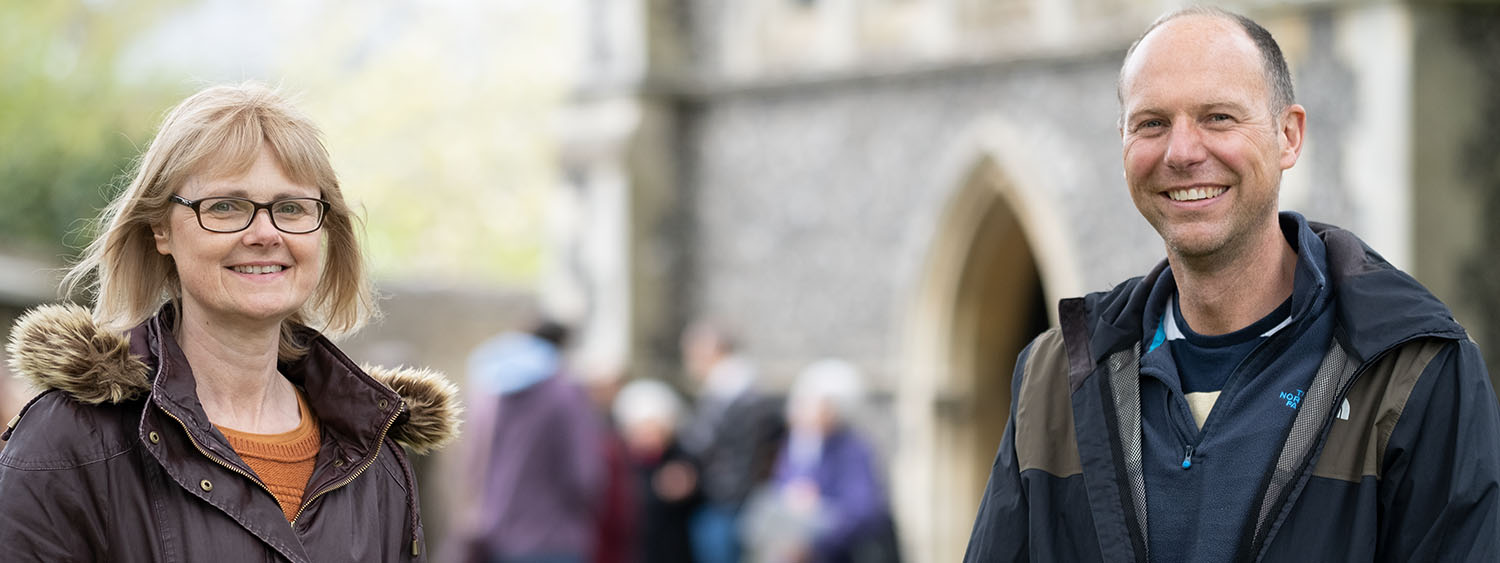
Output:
[378, 399, 389, 410]
[200, 479, 213, 492]
[333, 458, 346, 468]
[148, 431, 160, 444]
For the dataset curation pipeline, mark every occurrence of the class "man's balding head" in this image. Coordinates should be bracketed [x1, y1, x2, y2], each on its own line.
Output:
[1118, 7, 1294, 125]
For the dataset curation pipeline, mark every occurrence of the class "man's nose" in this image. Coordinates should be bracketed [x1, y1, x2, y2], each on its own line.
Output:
[1163, 122, 1208, 171]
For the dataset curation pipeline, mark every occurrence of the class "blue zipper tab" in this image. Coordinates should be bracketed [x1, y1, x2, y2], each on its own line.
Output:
[1181, 445, 1194, 470]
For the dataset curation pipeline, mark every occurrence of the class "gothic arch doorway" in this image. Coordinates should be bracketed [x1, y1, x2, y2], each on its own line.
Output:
[898, 156, 1055, 562]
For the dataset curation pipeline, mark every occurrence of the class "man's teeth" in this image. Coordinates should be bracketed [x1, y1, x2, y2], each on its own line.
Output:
[232, 265, 285, 274]
[1168, 187, 1227, 201]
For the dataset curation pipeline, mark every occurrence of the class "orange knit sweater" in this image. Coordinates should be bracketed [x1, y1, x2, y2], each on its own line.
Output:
[217, 391, 321, 522]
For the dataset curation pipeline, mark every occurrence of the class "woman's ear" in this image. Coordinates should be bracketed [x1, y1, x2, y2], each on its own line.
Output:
[153, 224, 172, 256]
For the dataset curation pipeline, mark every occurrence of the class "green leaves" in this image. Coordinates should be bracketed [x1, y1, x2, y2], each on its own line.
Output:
[0, 0, 181, 261]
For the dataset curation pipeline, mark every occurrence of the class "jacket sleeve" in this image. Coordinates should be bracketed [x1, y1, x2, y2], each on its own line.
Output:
[1376, 339, 1500, 561]
[963, 342, 1036, 563]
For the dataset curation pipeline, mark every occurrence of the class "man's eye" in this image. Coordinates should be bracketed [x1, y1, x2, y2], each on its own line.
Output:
[1208, 114, 1232, 122]
[1138, 119, 1165, 130]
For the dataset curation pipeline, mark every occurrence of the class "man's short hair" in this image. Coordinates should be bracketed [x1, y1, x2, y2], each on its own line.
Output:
[1117, 7, 1296, 117]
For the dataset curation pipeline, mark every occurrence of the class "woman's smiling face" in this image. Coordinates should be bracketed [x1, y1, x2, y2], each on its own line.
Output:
[154, 145, 323, 329]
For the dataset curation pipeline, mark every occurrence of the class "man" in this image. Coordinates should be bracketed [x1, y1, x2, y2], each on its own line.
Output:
[965, 7, 1500, 562]
[679, 321, 786, 563]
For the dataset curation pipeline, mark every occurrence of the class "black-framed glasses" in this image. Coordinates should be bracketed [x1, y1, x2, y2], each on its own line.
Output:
[170, 194, 330, 234]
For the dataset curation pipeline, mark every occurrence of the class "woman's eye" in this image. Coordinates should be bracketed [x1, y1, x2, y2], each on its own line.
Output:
[208, 201, 237, 213]
[276, 202, 306, 215]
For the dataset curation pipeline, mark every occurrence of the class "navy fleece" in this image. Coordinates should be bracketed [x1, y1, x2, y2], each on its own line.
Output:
[1139, 214, 1336, 562]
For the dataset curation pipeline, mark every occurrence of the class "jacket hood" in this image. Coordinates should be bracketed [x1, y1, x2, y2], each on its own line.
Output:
[5, 303, 461, 455]
[466, 331, 559, 396]
[1072, 213, 1467, 369]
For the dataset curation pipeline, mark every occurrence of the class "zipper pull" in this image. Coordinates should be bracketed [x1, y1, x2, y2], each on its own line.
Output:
[1181, 445, 1194, 470]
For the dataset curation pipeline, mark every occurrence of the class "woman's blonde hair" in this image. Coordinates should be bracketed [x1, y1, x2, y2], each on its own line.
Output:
[63, 82, 376, 359]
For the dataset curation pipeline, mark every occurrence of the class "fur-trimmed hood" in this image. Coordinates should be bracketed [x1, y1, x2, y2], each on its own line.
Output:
[5, 303, 461, 455]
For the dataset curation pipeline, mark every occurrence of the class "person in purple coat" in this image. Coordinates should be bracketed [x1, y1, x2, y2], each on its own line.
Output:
[460, 320, 607, 563]
[746, 359, 899, 563]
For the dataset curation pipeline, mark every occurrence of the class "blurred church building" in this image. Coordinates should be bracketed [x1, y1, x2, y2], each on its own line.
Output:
[544, 0, 1500, 560]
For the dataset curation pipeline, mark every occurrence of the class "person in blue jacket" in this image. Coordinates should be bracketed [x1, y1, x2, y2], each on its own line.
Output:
[965, 6, 1500, 562]
[743, 359, 898, 563]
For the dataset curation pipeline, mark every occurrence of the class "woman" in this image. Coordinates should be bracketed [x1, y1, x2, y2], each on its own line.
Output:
[0, 83, 460, 562]
[743, 359, 899, 563]
[614, 378, 703, 563]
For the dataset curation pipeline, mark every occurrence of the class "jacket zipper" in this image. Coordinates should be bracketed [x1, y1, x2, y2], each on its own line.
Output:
[290, 405, 402, 525]
[1246, 377, 1361, 563]
[1173, 326, 1288, 452]
[1250, 336, 1435, 562]
[157, 406, 277, 500]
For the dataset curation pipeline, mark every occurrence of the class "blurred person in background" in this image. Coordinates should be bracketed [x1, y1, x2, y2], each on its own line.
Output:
[614, 378, 703, 563]
[742, 359, 898, 563]
[680, 321, 787, 563]
[0, 82, 461, 561]
[459, 319, 607, 563]
[585, 373, 640, 563]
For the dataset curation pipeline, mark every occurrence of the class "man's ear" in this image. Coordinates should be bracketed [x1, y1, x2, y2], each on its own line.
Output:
[152, 224, 172, 256]
[1279, 103, 1307, 171]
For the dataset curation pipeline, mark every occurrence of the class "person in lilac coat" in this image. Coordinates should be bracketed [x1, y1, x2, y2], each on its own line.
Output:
[460, 321, 607, 563]
[749, 359, 899, 563]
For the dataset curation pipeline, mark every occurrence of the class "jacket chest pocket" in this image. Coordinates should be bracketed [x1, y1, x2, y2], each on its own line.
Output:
[294, 466, 415, 561]
[141, 456, 304, 562]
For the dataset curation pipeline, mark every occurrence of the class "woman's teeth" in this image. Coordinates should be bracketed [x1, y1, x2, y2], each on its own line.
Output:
[232, 265, 285, 274]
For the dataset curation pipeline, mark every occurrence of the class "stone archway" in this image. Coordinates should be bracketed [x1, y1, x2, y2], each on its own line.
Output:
[897, 147, 1073, 562]
[941, 164, 1050, 508]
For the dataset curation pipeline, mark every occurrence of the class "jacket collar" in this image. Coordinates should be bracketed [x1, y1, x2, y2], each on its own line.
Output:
[1137, 213, 1331, 353]
[5, 303, 460, 455]
[1066, 212, 1466, 373]
[1311, 220, 1467, 363]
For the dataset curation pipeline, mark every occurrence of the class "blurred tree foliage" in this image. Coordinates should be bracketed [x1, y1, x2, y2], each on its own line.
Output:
[2, 0, 571, 285]
[273, 2, 574, 285]
[0, 1, 182, 261]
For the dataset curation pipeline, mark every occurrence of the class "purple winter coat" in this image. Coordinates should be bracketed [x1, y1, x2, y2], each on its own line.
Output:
[468, 373, 606, 559]
[772, 428, 899, 563]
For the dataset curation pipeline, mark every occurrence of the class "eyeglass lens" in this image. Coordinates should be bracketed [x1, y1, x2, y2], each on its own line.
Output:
[197, 197, 325, 233]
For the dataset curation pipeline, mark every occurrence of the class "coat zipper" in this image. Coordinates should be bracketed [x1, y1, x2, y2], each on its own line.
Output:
[157, 406, 277, 500]
[290, 405, 402, 525]
[160, 403, 403, 527]
[1249, 336, 1435, 562]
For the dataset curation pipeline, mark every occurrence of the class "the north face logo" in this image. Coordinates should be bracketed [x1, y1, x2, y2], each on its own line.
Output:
[1337, 398, 1351, 420]
[1280, 389, 1304, 409]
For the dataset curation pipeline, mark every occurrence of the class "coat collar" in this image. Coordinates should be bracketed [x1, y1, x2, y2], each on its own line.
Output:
[1066, 212, 1467, 373]
[5, 303, 460, 455]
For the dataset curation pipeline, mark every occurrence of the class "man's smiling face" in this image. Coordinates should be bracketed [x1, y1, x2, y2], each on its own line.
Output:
[1119, 14, 1303, 262]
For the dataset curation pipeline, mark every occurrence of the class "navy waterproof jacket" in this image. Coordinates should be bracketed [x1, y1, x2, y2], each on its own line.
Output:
[965, 220, 1500, 562]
